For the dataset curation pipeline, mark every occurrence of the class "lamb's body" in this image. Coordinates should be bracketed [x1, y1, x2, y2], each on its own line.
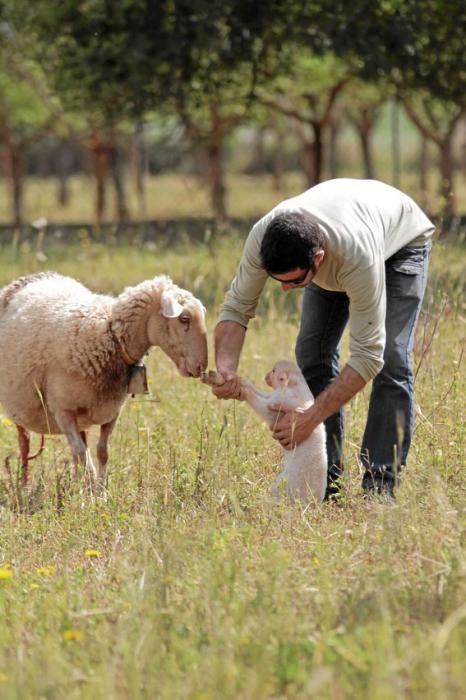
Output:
[0, 271, 207, 488]
[241, 361, 327, 502]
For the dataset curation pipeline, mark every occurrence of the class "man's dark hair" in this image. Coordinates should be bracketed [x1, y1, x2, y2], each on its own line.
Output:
[260, 212, 325, 274]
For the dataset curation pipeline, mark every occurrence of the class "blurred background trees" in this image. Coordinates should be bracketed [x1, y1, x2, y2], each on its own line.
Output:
[0, 0, 464, 227]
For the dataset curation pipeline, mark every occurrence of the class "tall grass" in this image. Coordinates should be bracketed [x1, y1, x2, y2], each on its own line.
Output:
[0, 233, 464, 699]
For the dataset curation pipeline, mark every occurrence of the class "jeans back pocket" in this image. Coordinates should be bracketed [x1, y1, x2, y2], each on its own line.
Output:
[388, 245, 431, 275]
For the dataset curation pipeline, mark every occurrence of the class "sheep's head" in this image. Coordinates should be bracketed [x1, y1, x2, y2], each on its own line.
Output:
[148, 285, 208, 378]
[265, 360, 300, 389]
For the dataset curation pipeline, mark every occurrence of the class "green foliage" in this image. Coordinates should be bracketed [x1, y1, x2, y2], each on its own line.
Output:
[0, 45, 52, 136]
[0, 64, 48, 134]
[8, 0, 288, 124]
[305, 0, 466, 105]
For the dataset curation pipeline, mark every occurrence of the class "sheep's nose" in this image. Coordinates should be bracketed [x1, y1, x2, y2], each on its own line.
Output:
[189, 363, 204, 378]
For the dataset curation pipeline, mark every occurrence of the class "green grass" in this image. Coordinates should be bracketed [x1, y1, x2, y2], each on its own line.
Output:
[0, 234, 465, 699]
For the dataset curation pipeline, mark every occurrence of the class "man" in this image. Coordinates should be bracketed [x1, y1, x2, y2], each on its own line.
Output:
[209, 178, 434, 500]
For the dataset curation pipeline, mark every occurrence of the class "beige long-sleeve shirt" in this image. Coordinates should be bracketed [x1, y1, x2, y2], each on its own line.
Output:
[219, 178, 435, 382]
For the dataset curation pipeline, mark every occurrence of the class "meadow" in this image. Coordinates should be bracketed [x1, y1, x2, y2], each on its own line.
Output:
[0, 228, 465, 699]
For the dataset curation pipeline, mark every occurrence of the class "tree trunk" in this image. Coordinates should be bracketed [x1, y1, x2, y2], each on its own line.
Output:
[356, 120, 375, 179]
[438, 136, 455, 221]
[302, 139, 315, 187]
[328, 118, 341, 179]
[10, 143, 24, 228]
[206, 106, 227, 222]
[89, 132, 108, 224]
[295, 124, 315, 187]
[108, 140, 130, 223]
[462, 116, 466, 181]
[133, 122, 146, 217]
[0, 148, 8, 177]
[245, 125, 266, 174]
[419, 135, 430, 210]
[311, 122, 323, 185]
[56, 139, 73, 207]
[271, 125, 285, 192]
[391, 98, 401, 189]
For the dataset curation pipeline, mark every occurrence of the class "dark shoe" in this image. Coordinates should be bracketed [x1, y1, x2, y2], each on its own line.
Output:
[324, 464, 344, 501]
[362, 466, 397, 503]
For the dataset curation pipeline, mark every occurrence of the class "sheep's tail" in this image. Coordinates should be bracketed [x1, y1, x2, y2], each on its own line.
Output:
[28, 435, 45, 463]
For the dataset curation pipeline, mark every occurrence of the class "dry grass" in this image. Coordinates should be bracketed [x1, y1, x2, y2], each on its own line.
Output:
[0, 230, 464, 699]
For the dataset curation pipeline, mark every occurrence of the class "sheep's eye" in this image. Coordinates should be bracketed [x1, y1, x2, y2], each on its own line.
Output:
[179, 313, 190, 325]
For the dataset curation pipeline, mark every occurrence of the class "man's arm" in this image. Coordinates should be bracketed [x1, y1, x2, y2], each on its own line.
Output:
[212, 320, 247, 399]
[271, 365, 366, 449]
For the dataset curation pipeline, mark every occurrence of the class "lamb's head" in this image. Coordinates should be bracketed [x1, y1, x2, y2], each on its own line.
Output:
[148, 282, 208, 378]
[265, 360, 301, 389]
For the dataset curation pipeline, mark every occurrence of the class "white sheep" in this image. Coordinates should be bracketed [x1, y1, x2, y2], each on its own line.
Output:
[0, 271, 208, 490]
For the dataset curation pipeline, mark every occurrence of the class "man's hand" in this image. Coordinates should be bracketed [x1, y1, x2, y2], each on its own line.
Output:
[270, 405, 314, 450]
[201, 370, 245, 400]
[213, 371, 244, 400]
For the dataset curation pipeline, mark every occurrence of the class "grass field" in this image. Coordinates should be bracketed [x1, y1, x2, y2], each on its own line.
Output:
[0, 231, 465, 699]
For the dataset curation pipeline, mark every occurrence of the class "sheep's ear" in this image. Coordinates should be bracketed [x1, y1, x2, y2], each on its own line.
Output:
[160, 289, 184, 318]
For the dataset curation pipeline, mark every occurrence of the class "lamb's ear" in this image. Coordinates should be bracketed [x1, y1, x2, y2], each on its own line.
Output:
[160, 289, 184, 318]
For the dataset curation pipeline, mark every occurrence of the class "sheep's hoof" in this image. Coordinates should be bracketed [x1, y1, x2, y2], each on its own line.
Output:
[95, 480, 108, 502]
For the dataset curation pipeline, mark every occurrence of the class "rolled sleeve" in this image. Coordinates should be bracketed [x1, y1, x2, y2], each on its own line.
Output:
[341, 260, 386, 382]
[218, 222, 268, 327]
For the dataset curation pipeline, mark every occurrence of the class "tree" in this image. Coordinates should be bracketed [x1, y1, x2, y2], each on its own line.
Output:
[342, 80, 392, 180]
[0, 40, 57, 225]
[256, 52, 351, 186]
[401, 94, 464, 220]
[8, 0, 292, 220]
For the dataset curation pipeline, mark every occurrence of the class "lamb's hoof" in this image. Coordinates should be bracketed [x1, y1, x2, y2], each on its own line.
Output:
[200, 370, 225, 386]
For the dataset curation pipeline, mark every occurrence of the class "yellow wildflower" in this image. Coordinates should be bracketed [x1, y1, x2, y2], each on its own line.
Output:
[0, 566, 13, 580]
[36, 565, 56, 577]
[63, 629, 83, 642]
[1, 417, 13, 427]
[84, 549, 101, 558]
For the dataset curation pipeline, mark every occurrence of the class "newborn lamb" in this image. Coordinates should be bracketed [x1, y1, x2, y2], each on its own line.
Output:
[204, 360, 327, 503]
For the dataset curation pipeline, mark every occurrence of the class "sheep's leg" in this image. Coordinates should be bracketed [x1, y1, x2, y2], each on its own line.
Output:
[96, 417, 118, 494]
[17, 425, 31, 487]
[54, 410, 97, 485]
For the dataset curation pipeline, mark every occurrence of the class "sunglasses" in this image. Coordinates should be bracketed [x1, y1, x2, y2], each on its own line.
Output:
[267, 269, 310, 286]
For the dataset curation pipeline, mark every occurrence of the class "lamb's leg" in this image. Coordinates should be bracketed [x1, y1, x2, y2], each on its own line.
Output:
[241, 381, 276, 425]
[17, 425, 31, 487]
[96, 417, 118, 494]
[54, 410, 97, 485]
[202, 371, 278, 427]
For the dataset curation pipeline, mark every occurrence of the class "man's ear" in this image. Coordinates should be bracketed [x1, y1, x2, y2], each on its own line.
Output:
[160, 289, 184, 318]
[314, 249, 325, 269]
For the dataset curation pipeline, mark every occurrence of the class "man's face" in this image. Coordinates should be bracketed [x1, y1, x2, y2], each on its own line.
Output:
[267, 267, 313, 291]
[267, 249, 325, 291]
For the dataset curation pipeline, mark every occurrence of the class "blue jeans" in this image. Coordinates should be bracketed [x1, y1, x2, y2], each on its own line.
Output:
[295, 244, 432, 494]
